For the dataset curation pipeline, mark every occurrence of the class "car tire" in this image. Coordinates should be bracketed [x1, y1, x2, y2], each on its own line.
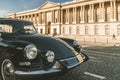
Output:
[0, 53, 21, 80]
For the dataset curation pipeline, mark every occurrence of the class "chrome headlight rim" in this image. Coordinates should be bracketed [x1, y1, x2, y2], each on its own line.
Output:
[24, 44, 37, 60]
[45, 51, 55, 63]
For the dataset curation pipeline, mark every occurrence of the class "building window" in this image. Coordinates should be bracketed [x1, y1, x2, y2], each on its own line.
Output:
[94, 26, 98, 35]
[85, 26, 89, 34]
[117, 25, 120, 35]
[105, 25, 109, 35]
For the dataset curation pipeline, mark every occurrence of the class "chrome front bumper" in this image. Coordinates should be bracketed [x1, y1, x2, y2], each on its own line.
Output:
[14, 62, 62, 76]
[15, 54, 84, 76]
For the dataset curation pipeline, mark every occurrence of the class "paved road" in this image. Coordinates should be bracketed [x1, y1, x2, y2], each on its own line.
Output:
[30, 46, 120, 80]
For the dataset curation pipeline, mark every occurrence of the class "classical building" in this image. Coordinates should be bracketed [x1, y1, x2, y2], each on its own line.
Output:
[7, 0, 120, 44]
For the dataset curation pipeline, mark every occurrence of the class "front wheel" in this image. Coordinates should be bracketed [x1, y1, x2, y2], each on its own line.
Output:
[1, 59, 15, 80]
[0, 54, 20, 80]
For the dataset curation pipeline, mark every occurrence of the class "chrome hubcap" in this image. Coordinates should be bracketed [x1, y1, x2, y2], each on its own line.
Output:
[1, 59, 15, 80]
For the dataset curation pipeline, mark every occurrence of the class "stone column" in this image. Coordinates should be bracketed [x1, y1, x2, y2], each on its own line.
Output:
[38, 13, 41, 24]
[113, 1, 117, 21]
[41, 12, 44, 24]
[31, 14, 33, 22]
[73, 8, 74, 23]
[66, 8, 69, 24]
[82, 6, 85, 23]
[110, 1, 114, 21]
[24, 16, 25, 20]
[89, 5, 92, 22]
[21, 16, 23, 20]
[99, 3, 102, 22]
[80, 6, 82, 23]
[44, 12, 46, 24]
[79, 7, 81, 23]
[26, 16, 27, 21]
[22, 16, 24, 20]
[76, 7, 80, 24]
[102, 2, 105, 22]
[68, 8, 70, 24]
[58, 9, 61, 23]
[75, 7, 77, 24]
[61, 9, 63, 24]
[73, 7, 77, 24]
[66, 9, 67, 24]
[23, 16, 25, 20]
[52, 10, 55, 23]
[27, 15, 29, 21]
[40, 13, 42, 24]
[34, 14, 37, 25]
[91, 4, 94, 22]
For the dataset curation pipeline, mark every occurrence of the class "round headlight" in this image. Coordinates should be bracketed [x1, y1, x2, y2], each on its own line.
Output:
[24, 44, 37, 60]
[45, 51, 55, 63]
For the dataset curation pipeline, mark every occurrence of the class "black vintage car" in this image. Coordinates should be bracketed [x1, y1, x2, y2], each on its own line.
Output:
[0, 18, 88, 80]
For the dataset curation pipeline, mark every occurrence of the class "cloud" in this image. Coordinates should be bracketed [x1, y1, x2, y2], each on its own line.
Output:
[0, 9, 10, 18]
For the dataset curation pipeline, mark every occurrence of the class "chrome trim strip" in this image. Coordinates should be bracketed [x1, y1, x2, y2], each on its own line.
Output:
[60, 56, 76, 62]
[14, 62, 61, 76]
[15, 68, 61, 75]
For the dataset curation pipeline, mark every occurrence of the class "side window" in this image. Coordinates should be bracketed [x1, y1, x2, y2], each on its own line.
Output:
[24, 25, 36, 33]
[24, 25, 34, 30]
[0, 24, 13, 33]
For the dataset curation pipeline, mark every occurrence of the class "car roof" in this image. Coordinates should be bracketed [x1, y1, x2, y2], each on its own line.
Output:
[0, 18, 32, 23]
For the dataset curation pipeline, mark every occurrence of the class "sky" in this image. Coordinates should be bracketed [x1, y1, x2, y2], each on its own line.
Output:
[0, 0, 71, 18]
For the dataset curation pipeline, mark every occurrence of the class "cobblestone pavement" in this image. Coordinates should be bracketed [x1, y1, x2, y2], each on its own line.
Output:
[28, 45, 120, 80]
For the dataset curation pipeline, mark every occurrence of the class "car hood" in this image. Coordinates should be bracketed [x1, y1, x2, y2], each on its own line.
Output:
[15, 34, 77, 60]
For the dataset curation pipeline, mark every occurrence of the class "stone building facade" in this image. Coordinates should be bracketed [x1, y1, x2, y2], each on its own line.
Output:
[8, 0, 120, 44]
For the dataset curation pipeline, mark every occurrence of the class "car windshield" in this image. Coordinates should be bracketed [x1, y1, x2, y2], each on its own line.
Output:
[0, 19, 37, 34]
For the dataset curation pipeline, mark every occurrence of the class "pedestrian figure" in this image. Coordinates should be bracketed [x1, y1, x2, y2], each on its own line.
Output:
[112, 34, 116, 40]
